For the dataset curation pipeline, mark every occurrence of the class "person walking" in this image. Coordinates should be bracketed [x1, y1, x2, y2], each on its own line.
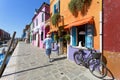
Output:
[43, 34, 53, 62]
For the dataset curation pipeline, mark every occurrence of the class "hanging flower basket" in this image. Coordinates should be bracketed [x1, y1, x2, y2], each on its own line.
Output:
[68, 0, 92, 15]
[51, 13, 60, 26]
[64, 34, 70, 44]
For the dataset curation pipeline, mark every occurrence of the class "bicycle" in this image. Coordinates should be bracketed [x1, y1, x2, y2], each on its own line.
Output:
[73, 48, 107, 79]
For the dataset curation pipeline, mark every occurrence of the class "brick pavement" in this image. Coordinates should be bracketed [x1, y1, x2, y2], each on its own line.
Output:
[0, 42, 112, 80]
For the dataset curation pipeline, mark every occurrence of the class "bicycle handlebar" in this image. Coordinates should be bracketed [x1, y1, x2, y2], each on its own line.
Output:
[78, 47, 99, 53]
[87, 48, 97, 53]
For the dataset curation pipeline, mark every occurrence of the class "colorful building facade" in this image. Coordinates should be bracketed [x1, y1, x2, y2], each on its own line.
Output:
[29, 22, 33, 43]
[32, 2, 50, 48]
[103, 0, 120, 79]
[25, 25, 30, 43]
[0, 29, 10, 41]
[50, 0, 102, 60]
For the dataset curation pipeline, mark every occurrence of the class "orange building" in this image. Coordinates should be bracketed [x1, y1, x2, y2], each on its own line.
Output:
[50, 0, 102, 60]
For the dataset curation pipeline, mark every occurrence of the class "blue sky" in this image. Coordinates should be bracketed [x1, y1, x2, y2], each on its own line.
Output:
[0, 0, 49, 38]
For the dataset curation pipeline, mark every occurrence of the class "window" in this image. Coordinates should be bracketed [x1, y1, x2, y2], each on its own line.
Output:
[42, 13, 44, 22]
[85, 24, 94, 48]
[41, 32, 43, 40]
[33, 22, 35, 28]
[53, 0, 60, 14]
[72, 27, 77, 46]
[33, 34, 36, 40]
[77, 26, 85, 47]
[36, 19, 38, 26]
[74, 24, 94, 48]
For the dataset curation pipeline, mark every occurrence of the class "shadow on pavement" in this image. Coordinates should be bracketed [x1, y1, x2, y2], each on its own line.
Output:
[52, 56, 67, 62]
[103, 67, 115, 80]
[102, 55, 115, 80]
[2, 64, 53, 77]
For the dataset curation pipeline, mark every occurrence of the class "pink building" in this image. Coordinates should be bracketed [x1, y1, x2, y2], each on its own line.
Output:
[32, 2, 50, 48]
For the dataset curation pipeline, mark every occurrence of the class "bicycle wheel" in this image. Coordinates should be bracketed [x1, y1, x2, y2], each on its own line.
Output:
[73, 51, 83, 65]
[88, 59, 107, 79]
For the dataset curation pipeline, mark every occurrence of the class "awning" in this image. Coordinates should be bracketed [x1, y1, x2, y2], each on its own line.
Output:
[64, 16, 94, 29]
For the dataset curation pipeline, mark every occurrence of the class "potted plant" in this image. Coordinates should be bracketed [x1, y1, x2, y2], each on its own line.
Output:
[64, 34, 70, 44]
[54, 34, 59, 44]
[68, 0, 92, 15]
[51, 13, 60, 26]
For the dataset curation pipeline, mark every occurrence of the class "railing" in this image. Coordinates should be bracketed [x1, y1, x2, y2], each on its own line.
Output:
[0, 32, 17, 78]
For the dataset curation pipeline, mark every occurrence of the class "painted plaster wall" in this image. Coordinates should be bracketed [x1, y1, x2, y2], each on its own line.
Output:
[30, 22, 33, 43]
[32, 40, 35, 46]
[38, 7, 45, 48]
[50, 0, 101, 50]
[32, 5, 50, 48]
[45, 5, 50, 21]
[103, 0, 120, 79]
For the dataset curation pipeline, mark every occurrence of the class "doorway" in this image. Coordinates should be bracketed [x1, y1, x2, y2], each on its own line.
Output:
[62, 31, 67, 54]
[77, 25, 86, 47]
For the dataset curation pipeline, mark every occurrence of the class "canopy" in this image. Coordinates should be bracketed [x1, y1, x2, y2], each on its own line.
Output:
[64, 16, 94, 29]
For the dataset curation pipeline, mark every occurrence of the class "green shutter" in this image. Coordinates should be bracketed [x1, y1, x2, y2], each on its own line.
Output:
[52, 5, 54, 14]
[85, 24, 94, 48]
[72, 27, 76, 46]
[54, 4, 56, 13]
[56, 0, 60, 13]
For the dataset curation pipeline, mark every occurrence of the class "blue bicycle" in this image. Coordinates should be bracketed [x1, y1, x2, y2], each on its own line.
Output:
[74, 48, 107, 79]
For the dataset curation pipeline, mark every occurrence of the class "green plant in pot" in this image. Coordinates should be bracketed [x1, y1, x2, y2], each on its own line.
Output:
[51, 13, 60, 26]
[54, 34, 59, 43]
[64, 34, 70, 44]
[68, 0, 92, 15]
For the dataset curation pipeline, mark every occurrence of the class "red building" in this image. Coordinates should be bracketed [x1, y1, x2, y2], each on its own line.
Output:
[0, 29, 10, 41]
[103, 0, 120, 79]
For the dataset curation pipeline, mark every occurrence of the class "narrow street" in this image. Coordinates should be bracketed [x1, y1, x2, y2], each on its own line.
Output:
[0, 42, 104, 80]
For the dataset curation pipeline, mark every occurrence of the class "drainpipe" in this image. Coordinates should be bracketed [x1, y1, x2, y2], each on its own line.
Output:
[100, 0, 103, 53]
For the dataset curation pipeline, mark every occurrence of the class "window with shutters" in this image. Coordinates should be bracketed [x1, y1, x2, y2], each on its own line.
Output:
[42, 13, 44, 22]
[36, 18, 38, 26]
[53, 0, 60, 14]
